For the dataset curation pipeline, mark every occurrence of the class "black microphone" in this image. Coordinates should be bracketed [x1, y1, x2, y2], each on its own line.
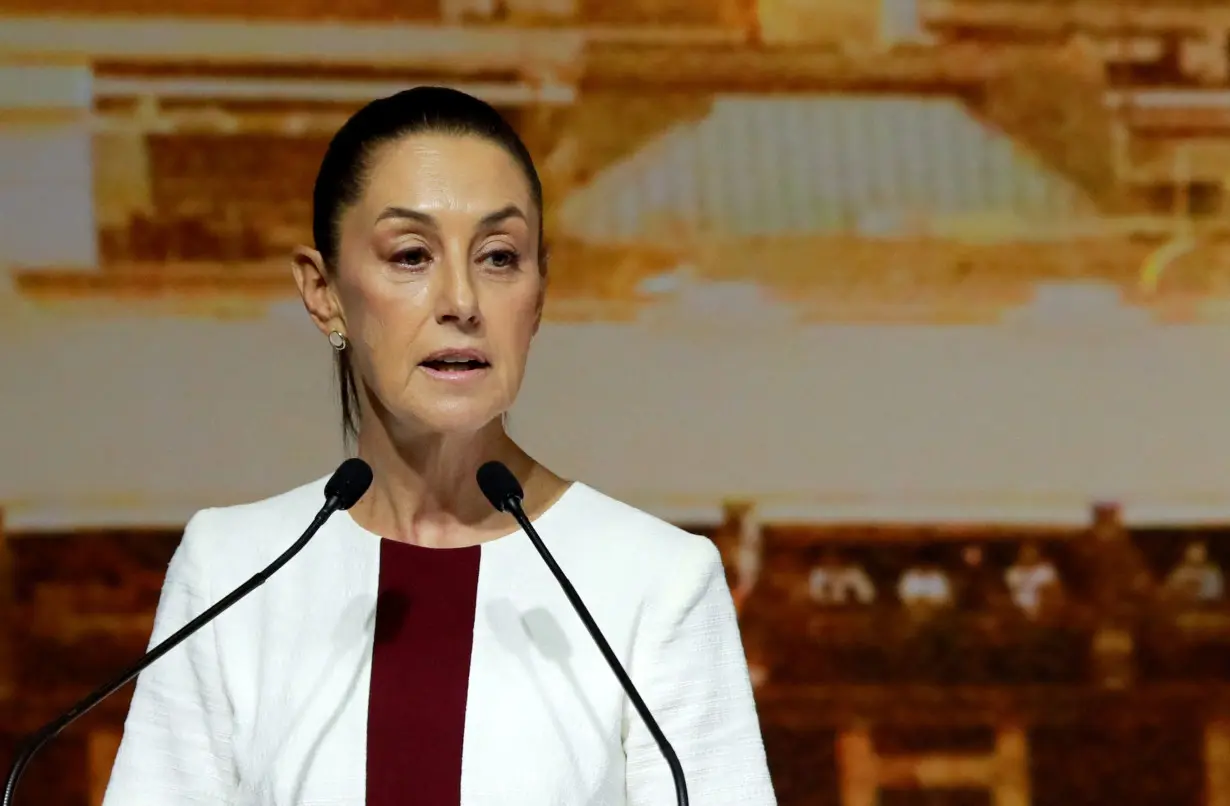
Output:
[2, 457, 373, 806]
[476, 461, 689, 806]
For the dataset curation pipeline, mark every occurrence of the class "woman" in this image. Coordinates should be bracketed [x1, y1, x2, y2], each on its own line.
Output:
[102, 87, 776, 806]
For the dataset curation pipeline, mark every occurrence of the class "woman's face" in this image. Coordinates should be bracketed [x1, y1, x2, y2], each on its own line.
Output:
[306, 133, 544, 437]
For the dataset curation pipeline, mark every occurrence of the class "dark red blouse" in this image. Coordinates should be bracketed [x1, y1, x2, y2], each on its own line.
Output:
[366, 540, 482, 806]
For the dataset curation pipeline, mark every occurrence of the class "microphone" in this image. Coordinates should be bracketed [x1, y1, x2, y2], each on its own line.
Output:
[2, 457, 373, 806]
[475, 461, 689, 806]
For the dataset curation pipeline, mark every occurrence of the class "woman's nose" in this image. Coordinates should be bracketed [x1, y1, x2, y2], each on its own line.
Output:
[434, 258, 480, 326]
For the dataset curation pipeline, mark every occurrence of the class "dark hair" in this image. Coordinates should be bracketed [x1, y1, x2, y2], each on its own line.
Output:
[310, 86, 545, 443]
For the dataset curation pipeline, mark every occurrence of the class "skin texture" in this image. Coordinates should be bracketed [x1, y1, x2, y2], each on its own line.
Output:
[292, 133, 567, 548]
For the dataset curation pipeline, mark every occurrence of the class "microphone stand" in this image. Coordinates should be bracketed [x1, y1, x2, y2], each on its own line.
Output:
[2, 497, 345, 806]
[501, 496, 690, 806]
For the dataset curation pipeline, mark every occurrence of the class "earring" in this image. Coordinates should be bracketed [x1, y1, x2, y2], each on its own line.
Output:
[328, 330, 348, 351]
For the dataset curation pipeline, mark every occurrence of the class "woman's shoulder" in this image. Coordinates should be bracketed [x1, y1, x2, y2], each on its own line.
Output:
[178, 475, 334, 560]
[546, 484, 736, 639]
[550, 482, 723, 577]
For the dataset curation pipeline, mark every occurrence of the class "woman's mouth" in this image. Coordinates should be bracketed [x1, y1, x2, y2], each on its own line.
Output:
[419, 351, 491, 381]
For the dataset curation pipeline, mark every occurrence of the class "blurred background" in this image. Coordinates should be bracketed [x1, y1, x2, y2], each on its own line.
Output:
[3, 0, 1230, 803]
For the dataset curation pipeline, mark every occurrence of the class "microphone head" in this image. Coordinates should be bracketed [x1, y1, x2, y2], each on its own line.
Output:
[324, 458, 373, 510]
[476, 461, 524, 513]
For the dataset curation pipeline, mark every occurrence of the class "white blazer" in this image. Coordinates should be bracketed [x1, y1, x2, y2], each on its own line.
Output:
[102, 476, 777, 805]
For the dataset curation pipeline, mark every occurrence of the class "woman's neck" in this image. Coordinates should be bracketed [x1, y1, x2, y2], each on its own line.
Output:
[347, 419, 553, 548]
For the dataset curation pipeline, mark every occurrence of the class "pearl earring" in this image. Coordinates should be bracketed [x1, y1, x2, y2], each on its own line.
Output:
[328, 330, 348, 351]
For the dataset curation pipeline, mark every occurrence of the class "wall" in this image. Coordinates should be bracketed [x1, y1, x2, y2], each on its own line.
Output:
[4, 280, 1230, 529]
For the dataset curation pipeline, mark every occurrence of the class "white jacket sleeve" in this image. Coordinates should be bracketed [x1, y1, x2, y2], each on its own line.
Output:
[623, 538, 777, 805]
[101, 509, 237, 805]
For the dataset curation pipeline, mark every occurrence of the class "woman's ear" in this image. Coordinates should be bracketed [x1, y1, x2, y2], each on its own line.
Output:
[291, 246, 344, 336]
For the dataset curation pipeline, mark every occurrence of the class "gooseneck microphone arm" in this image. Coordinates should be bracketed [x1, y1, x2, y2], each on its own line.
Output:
[2, 458, 373, 806]
[476, 462, 689, 806]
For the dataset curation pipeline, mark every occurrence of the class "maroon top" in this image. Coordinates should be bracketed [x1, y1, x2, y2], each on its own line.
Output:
[366, 540, 482, 806]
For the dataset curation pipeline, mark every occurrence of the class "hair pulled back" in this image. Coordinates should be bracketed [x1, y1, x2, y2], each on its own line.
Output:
[310, 86, 545, 442]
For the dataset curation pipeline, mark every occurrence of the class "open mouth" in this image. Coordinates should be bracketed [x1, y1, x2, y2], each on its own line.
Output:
[421, 358, 489, 372]
[419, 350, 491, 377]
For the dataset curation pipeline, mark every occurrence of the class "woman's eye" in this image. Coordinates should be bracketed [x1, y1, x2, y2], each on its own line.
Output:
[392, 247, 430, 268]
[483, 249, 518, 270]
